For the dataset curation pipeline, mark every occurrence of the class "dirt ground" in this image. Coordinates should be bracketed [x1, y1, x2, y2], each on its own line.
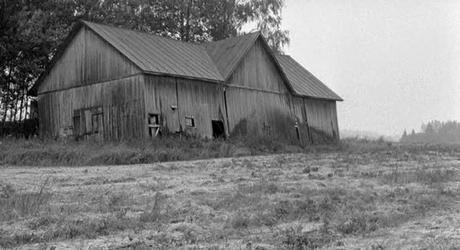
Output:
[1, 147, 460, 249]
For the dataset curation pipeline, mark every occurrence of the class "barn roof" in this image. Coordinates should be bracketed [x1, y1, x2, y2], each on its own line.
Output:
[275, 54, 343, 101]
[31, 21, 341, 101]
[83, 21, 224, 82]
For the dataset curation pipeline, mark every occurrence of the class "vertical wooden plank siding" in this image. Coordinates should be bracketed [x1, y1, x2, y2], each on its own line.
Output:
[228, 39, 287, 93]
[37, 75, 145, 140]
[37, 27, 140, 94]
[144, 75, 227, 138]
[176, 78, 227, 138]
[225, 87, 293, 136]
[224, 38, 297, 138]
[143, 76, 181, 135]
[303, 98, 339, 139]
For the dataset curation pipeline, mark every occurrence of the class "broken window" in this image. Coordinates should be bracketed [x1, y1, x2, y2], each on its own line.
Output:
[185, 116, 195, 127]
[148, 113, 160, 137]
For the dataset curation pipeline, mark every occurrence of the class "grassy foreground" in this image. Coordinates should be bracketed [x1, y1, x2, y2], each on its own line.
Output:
[0, 136, 308, 166]
[1, 140, 460, 249]
[1, 135, 458, 167]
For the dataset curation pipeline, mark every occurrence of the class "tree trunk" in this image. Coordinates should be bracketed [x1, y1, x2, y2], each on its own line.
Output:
[184, 0, 192, 42]
[18, 90, 24, 121]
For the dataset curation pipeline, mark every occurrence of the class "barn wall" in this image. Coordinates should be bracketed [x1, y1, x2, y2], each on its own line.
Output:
[304, 98, 339, 141]
[37, 75, 145, 140]
[144, 75, 227, 138]
[224, 38, 301, 140]
[291, 96, 311, 144]
[37, 27, 140, 94]
[225, 87, 299, 139]
[228, 38, 287, 93]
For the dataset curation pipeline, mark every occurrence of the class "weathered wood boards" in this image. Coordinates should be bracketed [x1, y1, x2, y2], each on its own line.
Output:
[38, 76, 145, 140]
[144, 76, 227, 138]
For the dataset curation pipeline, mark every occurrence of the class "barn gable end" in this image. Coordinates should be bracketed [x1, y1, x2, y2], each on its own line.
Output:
[37, 26, 141, 95]
[228, 38, 288, 94]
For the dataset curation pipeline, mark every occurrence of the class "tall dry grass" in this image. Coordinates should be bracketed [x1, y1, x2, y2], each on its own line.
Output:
[0, 178, 52, 221]
[0, 135, 306, 167]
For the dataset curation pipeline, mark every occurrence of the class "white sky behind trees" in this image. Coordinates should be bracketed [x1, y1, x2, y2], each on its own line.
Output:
[278, 0, 460, 137]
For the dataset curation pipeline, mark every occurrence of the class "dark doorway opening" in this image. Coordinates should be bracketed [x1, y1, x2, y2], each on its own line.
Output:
[212, 120, 225, 139]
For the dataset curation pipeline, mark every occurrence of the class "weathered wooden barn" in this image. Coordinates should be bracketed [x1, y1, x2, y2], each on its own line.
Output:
[30, 21, 342, 143]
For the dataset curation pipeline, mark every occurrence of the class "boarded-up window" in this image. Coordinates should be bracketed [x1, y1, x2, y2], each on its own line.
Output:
[73, 107, 103, 139]
[92, 113, 103, 134]
[185, 116, 195, 127]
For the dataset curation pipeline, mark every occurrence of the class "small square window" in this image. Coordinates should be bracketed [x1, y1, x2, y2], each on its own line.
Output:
[148, 114, 160, 137]
[148, 114, 159, 125]
[185, 116, 195, 127]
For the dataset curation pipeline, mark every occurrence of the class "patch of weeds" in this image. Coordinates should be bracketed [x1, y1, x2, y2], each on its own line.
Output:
[241, 159, 257, 169]
[337, 212, 379, 235]
[210, 190, 262, 211]
[229, 212, 251, 229]
[2, 215, 142, 248]
[104, 176, 137, 184]
[139, 192, 168, 223]
[0, 183, 15, 198]
[167, 222, 204, 244]
[27, 215, 59, 230]
[274, 155, 288, 167]
[44, 215, 140, 241]
[0, 178, 52, 221]
[279, 225, 335, 250]
[380, 168, 456, 185]
[97, 191, 131, 213]
[238, 180, 283, 195]
[139, 179, 167, 192]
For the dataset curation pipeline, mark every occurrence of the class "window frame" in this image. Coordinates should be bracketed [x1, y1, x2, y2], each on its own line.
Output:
[185, 116, 195, 128]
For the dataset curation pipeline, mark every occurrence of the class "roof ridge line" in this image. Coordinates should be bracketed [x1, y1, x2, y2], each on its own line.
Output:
[81, 20, 206, 48]
[203, 31, 261, 46]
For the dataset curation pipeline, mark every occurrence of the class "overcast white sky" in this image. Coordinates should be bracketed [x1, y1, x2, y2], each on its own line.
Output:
[280, 0, 460, 136]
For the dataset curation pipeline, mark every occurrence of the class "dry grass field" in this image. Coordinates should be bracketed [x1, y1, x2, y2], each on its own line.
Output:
[1, 142, 460, 249]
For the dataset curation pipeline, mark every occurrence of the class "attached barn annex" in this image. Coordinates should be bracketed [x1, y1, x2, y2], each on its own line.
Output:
[30, 21, 342, 143]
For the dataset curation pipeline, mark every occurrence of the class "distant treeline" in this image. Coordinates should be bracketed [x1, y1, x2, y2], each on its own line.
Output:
[400, 120, 460, 144]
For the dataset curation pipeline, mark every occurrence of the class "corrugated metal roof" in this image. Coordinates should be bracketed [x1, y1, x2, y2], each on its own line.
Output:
[203, 32, 260, 79]
[275, 54, 343, 101]
[83, 21, 224, 82]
